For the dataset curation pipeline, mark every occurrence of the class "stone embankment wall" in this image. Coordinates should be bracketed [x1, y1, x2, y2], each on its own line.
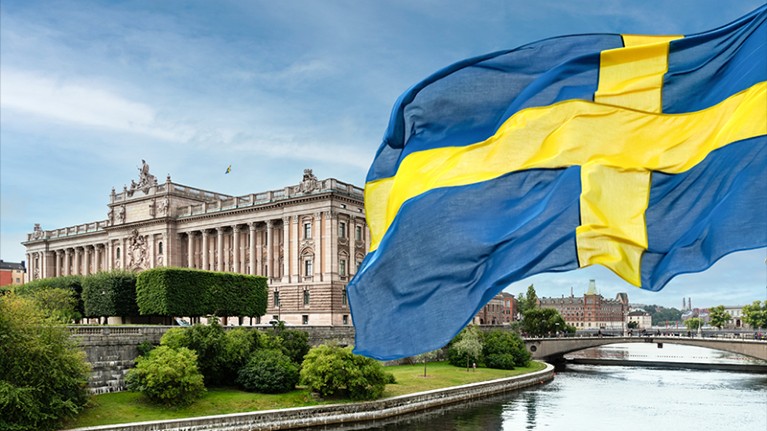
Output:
[70, 325, 356, 393]
[64, 363, 554, 431]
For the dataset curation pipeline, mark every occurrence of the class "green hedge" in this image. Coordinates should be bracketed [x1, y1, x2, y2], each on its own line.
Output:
[81, 271, 138, 318]
[136, 267, 267, 318]
[15, 275, 84, 317]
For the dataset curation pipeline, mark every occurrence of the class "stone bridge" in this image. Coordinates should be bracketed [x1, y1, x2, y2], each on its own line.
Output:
[524, 336, 767, 361]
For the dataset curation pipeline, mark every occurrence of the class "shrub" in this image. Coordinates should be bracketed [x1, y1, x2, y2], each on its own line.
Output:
[125, 346, 205, 406]
[299, 345, 394, 401]
[0, 295, 90, 431]
[447, 325, 483, 369]
[159, 321, 228, 386]
[275, 329, 310, 365]
[481, 329, 530, 369]
[236, 349, 299, 393]
[30, 287, 80, 323]
[220, 328, 256, 381]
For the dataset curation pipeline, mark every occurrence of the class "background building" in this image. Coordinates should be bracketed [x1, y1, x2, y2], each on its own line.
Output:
[22, 163, 368, 326]
[473, 292, 516, 325]
[539, 280, 629, 330]
[627, 309, 653, 329]
[0, 260, 26, 289]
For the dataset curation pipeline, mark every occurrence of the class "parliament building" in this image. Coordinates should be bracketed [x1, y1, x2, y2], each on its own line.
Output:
[22, 162, 368, 326]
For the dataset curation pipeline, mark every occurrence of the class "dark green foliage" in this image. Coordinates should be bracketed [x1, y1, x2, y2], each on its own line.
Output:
[521, 307, 570, 337]
[82, 271, 138, 319]
[299, 345, 394, 400]
[125, 346, 205, 406]
[0, 295, 90, 431]
[274, 329, 310, 364]
[481, 330, 530, 369]
[236, 349, 299, 393]
[160, 321, 228, 386]
[643, 304, 683, 326]
[136, 341, 156, 358]
[135, 267, 267, 318]
[220, 328, 256, 382]
[15, 275, 84, 320]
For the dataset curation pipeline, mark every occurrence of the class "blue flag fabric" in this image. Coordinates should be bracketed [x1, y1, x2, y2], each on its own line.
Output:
[349, 6, 767, 360]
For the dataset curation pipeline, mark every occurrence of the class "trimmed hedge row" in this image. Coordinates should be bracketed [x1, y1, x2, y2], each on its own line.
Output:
[136, 267, 267, 318]
[82, 271, 138, 319]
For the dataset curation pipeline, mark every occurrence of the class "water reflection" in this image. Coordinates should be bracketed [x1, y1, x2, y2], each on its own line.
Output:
[308, 345, 767, 431]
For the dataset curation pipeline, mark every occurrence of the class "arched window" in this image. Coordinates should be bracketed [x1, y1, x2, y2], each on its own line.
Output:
[158, 241, 164, 255]
[116, 247, 121, 259]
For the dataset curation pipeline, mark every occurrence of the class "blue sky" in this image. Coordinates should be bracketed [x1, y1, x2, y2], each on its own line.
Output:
[1, 0, 765, 308]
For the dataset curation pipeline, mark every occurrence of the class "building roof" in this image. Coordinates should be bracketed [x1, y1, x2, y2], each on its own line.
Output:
[0, 260, 25, 271]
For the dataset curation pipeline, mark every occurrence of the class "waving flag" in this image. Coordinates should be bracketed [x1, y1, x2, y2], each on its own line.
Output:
[225, 164, 232, 174]
[348, 6, 767, 360]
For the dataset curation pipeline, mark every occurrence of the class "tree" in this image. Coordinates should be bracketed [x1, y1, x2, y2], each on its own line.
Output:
[517, 284, 539, 317]
[627, 321, 639, 329]
[448, 325, 483, 370]
[708, 305, 732, 330]
[413, 349, 440, 377]
[742, 301, 767, 329]
[0, 294, 90, 431]
[125, 346, 206, 406]
[521, 307, 570, 337]
[30, 287, 80, 323]
[684, 317, 703, 331]
[82, 271, 138, 323]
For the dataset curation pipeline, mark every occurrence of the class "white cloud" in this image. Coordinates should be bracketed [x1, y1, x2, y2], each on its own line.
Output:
[0, 68, 188, 141]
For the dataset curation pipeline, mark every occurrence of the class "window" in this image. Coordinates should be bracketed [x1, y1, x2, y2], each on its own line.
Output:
[273, 291, 280, 307]
[342, 287, 348, 306]
[343, 315, 349, 325]
[116, 247, 121, 259]
[304, 222, 312, 239]
[305, 259, 313, 276]
[302, 315, 309, 325]
[339, 221, 347, 238]
[303, 289, 310, 306]
[355, 226, 362, 241]
[158, 241, 164, 255]
[339, 259, 347, 277]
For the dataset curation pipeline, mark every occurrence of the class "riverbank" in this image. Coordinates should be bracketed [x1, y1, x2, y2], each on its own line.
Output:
[63, 362, 554, 431]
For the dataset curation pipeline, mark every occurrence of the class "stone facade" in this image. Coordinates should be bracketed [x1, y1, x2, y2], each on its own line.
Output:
[539, 280, 629, 330]
[22, 163, 368, 327]
[473, 292, 516, 325]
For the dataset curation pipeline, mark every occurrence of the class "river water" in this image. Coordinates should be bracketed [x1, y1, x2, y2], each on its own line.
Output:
[313, 344, 767, 431]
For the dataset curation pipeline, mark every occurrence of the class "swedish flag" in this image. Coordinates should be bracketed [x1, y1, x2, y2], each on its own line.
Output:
[349, 6, 767, 360]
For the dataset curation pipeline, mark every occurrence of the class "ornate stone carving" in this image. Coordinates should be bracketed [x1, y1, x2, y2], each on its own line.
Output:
[32, 223, 44, 240]
[148, 200, 156, 217]
[158, 197, 169, 216]
[116, 206, 125, 223]
[127, 229, 148, 270]
[297, 168, 319, 193]
[128, 159, 158, 196]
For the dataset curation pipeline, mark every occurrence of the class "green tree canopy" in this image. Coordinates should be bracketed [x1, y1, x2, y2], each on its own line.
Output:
[742, 301, 767, 329]
[447, 324, 483, 370]
[684, 317, 703, 331]
[517, 284, 539, 317]
[708, 305, 732, 330]
[521, 307, 571, 337]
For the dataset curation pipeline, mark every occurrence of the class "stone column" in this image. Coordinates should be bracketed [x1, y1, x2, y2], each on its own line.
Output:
[249, 223, 257, 275]
[233, 225, 241, 273]
[266, 220, 274, 278]
[282, 217, 291, 283]
[187, 232, 195, 268]
[64, 249, 71, 276]
[216, 228, 224, 272]
[149, 234, 156, 269]
[323, 211, 333, 276]
[290, 215, 299, 282]
[74, 248, 82, 275]
[106, 241, 113, 271]
[313, 212, 322, 279]
[202, 230, 209, 270]
[54, 250, 62, 277]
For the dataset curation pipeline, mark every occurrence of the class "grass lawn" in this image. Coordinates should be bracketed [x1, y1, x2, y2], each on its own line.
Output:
[62, 361, 546, 429]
